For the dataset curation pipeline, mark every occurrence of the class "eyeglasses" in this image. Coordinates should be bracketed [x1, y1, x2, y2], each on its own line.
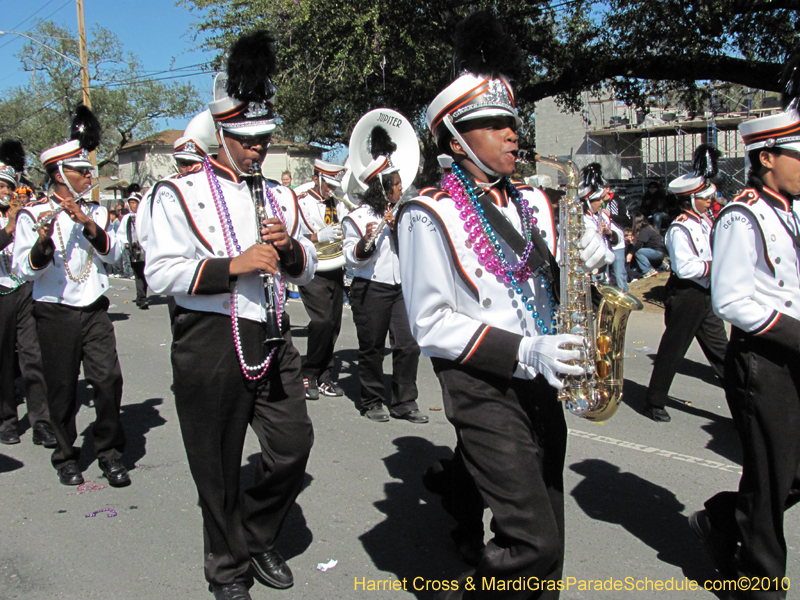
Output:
[225, 132, 272, 148]
[64, 166, 93, 176]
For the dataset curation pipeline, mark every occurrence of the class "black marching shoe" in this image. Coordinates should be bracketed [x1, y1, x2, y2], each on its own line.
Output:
[208, 583, 251, 600]
[32, 422, 57, 448]
[391, 409, 429, 424]
[0, 429, 20, 445]
[645, 405, 671, 423]
[689, 510, 738, 580]
[251, 549, 293, 589]
[99, 457, 131, 487]
[58, 463, 85, 486]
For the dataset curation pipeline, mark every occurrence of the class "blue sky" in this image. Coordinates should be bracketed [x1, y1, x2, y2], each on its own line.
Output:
[0, 0, 216, 130]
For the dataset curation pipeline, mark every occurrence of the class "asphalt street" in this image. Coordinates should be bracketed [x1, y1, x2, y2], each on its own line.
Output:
[1, 280, 798, 600]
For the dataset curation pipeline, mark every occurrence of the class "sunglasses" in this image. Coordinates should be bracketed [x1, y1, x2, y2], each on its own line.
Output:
[64, 166, 94, 176]
[225, 132, 272, 148]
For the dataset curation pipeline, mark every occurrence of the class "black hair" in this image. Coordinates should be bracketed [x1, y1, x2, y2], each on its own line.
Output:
[631, 211, 654, 240]
[362, 173, 397, 217]
[747, 147, 782, 191]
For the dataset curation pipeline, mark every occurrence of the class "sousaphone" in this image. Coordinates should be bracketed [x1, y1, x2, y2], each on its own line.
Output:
[347, 108, 420, 199]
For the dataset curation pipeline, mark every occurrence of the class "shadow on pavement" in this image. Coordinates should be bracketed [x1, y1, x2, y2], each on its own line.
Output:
[360, 436, 469, 599]
[120, 397, 168, 468]
[0, 453, 23, 473]
[570, 458, 724, 591]
[623, 379, 741, 465]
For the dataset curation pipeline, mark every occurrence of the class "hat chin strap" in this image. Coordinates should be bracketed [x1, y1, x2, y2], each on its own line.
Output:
[57, 163, 80, 199]
[444, 115, 501, 180]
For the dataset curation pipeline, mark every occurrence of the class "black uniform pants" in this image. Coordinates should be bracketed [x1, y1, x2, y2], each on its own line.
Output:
[703, 330, 800, 599]
[171, 309, 313, 586]
[0, 282, 49, 433]
[433, 359, 566, 600]
[131, 260, 148, 307]
[646, 277, 728, 408]
[299, 268, 343, 385]
[33, 296, 125, 470]
[349, 278, 420, 415]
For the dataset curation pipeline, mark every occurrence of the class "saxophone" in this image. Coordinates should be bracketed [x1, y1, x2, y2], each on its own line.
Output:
[518, 151, 643, 421]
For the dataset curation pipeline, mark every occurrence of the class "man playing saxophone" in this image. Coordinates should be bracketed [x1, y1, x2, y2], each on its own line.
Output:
[397, 12, 611, 599]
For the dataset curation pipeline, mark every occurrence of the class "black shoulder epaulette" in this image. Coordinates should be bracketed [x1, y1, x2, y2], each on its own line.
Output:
[675, 214, 688, 222]
[265, 177, 280, 185]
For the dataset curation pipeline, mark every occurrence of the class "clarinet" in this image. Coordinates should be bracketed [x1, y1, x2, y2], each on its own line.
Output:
[249, 162, 286, 348]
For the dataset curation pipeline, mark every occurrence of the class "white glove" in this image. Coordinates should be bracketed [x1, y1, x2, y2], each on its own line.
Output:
[578, 229, 614, 271]
[518, 335, 585, 389]
[317, 223, 343, 243]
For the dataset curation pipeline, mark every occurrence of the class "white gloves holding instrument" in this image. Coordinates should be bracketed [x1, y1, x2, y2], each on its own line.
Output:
[578, 229, 614, 272]
[317, 223, 343, 244]
[518, 335, 585, 389]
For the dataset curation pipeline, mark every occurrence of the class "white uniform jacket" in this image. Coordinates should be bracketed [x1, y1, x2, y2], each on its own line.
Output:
[398, 183, 557, 381]
[0, 214, 19, 288]
[711, 186, 800, 350]
[144, 159, 317, 322]
[296, 188, 349, 236]
[665, 209, 713, 288]
[583, 210, 624, 251]
[13, 197, 120, 307]
[342, 205, 400, 285]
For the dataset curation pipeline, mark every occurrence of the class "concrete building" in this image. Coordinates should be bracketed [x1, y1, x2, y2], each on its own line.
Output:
[117, 130, 325, 188]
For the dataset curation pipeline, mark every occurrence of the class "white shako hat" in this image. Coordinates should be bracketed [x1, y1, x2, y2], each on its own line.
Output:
[669, 144, 719, 199]
[314, 159, 346, 188]
[184, 109, 219, 154]
[348, 108, 420, 194]
[437, 154, 453, 172]
[740, 54, 800, 153]
[424, 11, 524, 178]
[40, 104, 101, 171]
[0, 140, 25, 187]
[208, 30, 278, 137]
[173, 136, 209, 163]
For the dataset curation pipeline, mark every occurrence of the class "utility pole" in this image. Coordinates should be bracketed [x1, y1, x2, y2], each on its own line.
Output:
[76, 0, 98, 200]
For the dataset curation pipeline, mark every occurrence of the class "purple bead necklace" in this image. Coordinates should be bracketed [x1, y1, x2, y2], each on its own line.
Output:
[442, 164, 557, 335]
[204, 157, 286, 379]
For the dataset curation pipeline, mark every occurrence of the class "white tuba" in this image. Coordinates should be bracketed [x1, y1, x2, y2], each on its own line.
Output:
[346, 108, 420, 200]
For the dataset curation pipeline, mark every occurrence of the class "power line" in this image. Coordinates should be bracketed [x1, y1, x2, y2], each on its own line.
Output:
[0, 0, 71, 52]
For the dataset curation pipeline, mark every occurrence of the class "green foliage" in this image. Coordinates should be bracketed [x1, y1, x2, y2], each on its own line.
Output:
[183, 0, 800, 182]
[0, 21, 203, 182]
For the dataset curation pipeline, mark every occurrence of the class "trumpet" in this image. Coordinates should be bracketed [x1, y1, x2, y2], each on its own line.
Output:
[364, 199, 405, 251]
[32, 183, 99, 232]
[249, 162, 285, 348]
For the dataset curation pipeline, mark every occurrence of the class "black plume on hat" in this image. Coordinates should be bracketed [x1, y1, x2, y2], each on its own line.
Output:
[692, 144, 720, 179]
[70, 104, 102, 152]
[0, 139, 25, 173]
[126, 183, 141, 197]
[581, 162, 606, 188]
[368, 126, 396, 160]
[225, 30, 278, 103]
[452, 11, 524, 81]
[781, 52, 800, 110]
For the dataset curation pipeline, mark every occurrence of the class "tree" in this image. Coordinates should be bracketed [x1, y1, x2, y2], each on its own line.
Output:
[183, 0, 800, 182]
[0, 21, 203, 181]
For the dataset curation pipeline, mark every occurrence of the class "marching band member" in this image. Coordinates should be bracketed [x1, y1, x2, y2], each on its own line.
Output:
[117, 192, 148, 309]
[0, 140, 55, 448]
[342, 110, 427, 423]
[691, 56, 800, 598]
[579, 165, 622, 288]
[145, 31, 316, 600]
[296, 159, 348, 400]
[13, 106, 128, 487]
[397, 13, 611, 598]
[644, 145, 728, 423]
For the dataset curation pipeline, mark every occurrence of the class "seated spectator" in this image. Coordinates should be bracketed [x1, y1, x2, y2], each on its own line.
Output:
[641, 181, 670, 232]
[630, 212, 668, 278]
[624, 227, 643, 281]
